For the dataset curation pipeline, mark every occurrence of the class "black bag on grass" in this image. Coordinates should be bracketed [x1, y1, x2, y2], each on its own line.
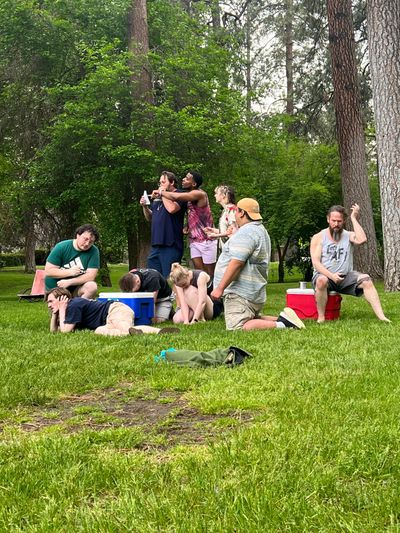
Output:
[155, 346, 252, 367]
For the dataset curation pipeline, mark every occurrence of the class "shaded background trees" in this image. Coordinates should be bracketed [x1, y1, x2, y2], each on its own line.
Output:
[0, 0, 398, 286]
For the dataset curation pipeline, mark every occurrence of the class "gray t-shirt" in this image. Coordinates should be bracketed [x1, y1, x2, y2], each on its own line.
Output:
[316, 229, 354, 275]
[214, 221, 271, 304]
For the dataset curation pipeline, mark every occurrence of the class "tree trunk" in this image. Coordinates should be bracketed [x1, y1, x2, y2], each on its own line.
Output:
[277, 251, 285, 283]
[210, 0, 221, 31]
[245, 7, 252, 118]
[285, 0, 294, 117]
[326, 0, 382, 278]
[98, 247, 112, 287]
[127, 0, 152, 106]
[24, 210, 36, 273]
[180, 0, 192, 16]
[127, 221, 150, 270]
[367, 0, 400, 291]
[276, 238, 291, 283]
[127, 0, 153, 268]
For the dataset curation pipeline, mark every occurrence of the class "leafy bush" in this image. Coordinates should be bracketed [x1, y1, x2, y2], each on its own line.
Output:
[0, 253, 24, 267]
[103, 247, 125, 264]
[286, 239, 313, 281]
[0, 250, 49, 266]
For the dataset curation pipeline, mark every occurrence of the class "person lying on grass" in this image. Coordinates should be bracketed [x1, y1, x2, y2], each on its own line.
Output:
[45, 287, 179, 336]
[168, 263, 223, 325]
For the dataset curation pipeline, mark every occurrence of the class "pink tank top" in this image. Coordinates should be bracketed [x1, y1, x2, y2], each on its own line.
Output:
[188, 197, 214, 243]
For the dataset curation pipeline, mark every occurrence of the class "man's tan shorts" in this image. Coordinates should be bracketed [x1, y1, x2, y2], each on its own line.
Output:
[155, 298, 173, 322]
[224, 293, 264, 331]
[107, 302, 134, 331]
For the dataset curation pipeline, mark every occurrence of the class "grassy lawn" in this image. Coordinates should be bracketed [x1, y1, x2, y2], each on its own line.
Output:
[0, 266, 400, 531]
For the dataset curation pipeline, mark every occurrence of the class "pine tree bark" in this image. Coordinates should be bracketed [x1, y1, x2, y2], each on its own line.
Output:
[367, 0, 400, 291]
[285, 0, 294, 117]
[326, 0, 382, 278]
[245, 9, 252, 117]
[128, 0, 152, 106]
[210, 0, 221, 31]
[127, 0, 152, 267]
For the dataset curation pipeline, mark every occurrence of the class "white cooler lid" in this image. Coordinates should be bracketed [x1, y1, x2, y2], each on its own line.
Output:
[286, 288, 315, 295]
[286, 289, 338, 295]
[98, 292, 154, 298]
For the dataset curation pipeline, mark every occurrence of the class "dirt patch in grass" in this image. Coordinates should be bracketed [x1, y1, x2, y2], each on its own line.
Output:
[2, 384, 255, 448]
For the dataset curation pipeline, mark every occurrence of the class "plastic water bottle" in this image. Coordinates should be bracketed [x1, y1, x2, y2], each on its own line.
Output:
[143, 190, 150, 205]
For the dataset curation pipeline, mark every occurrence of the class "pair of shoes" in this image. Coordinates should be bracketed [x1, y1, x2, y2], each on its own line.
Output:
[129, 327, 144, 335]
[277, 307, 305, 329]
[158, 327, 181, 335]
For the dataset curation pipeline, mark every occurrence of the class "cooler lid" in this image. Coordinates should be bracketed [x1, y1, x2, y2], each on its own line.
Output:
[98, 292, 154, 298]
[286, 289, 338, 295]
[286, 289, 315, 295]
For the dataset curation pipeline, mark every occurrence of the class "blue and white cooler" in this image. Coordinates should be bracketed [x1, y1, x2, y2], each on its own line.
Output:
[98, 292, 154, 325]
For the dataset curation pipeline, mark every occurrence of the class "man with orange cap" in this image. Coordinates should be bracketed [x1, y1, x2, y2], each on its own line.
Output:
[211, 198, 305, 331]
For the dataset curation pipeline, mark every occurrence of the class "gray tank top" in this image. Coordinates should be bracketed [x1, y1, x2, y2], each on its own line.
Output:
[317, 229, 353, 274]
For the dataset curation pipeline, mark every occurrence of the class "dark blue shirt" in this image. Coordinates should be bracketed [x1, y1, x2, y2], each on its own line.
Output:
[65, 298, 112, 330]
[150, 191, 186, 250]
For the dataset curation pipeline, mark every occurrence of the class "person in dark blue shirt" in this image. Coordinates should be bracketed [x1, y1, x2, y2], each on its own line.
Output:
[140, 171, 186, 278]
[46, 287, 180, 336]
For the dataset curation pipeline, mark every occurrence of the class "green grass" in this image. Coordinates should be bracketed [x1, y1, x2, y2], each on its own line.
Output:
[1, 266, 400, 531]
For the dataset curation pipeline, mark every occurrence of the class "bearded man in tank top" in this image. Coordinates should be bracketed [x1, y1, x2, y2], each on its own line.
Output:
[310, 203, 390, 323]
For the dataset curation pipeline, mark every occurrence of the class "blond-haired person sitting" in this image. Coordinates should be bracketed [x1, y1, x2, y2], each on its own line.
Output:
[169, 263, 223, 325]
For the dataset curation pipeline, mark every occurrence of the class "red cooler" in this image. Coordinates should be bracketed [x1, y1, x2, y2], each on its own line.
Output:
[286, 288, 342, 320]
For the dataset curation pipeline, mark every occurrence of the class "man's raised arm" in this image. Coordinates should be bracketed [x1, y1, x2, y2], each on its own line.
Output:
[349, 203, 367, 245]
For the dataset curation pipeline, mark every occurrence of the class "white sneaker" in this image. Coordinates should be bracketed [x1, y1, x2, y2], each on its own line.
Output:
[277, 307, 306, 329]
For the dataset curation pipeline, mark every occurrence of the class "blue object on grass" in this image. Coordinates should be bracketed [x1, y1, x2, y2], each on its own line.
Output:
[154, 347, 176, 363]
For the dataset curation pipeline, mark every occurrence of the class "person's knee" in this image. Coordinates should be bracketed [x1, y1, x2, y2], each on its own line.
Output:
[359, 276, 373, 290]
[315, 276, 328, 290]
[82, 281, 97, 297]
[173, 312, 183, 324]
[77, 281, 97, 298]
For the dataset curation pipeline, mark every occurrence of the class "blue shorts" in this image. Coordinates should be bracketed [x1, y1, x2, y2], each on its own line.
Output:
[147, 245, 183, 279]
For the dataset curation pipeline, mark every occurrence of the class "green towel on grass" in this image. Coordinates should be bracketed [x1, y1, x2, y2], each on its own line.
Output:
[155, 346, 252, 367]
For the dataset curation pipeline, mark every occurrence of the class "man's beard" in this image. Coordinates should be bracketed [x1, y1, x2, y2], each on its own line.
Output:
[329, 227, 343, 242]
